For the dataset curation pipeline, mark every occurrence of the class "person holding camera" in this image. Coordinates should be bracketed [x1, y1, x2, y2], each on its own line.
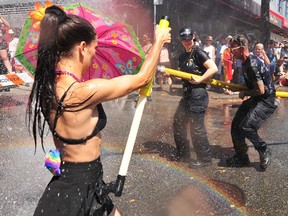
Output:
[280, 43, 288, 73]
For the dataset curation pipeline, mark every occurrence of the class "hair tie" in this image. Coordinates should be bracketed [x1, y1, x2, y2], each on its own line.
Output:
[45, 5, 67, 23]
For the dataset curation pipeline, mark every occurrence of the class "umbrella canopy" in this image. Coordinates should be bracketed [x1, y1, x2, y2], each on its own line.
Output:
[15, 2, 145, 80]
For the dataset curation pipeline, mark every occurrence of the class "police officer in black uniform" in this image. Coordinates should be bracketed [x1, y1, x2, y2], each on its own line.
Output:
[172, 27, 218, 168]
[227, 34, 279, 170]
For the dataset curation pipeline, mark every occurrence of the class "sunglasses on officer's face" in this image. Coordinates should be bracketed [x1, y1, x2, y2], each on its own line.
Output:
[230, 46, 242, 52]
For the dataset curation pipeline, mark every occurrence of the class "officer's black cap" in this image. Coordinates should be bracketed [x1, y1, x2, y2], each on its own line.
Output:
[179, 27, 193, 41]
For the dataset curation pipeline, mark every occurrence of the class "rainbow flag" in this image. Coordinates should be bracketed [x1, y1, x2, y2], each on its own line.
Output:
[45, 149, 61, 176]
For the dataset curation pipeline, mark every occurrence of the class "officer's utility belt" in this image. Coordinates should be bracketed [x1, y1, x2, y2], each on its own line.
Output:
[183, 83, 206, 92]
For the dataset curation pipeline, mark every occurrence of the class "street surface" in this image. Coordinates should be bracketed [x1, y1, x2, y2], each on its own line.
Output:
[0, 85, 287, 216]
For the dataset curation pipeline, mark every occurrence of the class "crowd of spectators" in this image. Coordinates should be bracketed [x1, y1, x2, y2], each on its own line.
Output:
[182, 32, 288, 92]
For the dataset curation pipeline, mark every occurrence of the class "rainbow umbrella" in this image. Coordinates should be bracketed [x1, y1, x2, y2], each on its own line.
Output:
[15, 2, 145, 80]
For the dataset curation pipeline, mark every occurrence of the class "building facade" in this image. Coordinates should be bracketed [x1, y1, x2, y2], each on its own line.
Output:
[152, 0, 288, 43]
[1, 0, 288, 44]
[1, 0, 288, 40]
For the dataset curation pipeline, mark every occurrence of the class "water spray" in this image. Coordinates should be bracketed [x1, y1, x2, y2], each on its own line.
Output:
[158, 65, 288, 98]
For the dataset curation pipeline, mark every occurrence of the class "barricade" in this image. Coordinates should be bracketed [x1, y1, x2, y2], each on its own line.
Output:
[0, 73, 34, 88]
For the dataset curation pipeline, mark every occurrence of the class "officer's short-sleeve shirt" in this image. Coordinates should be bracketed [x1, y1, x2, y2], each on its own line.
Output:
[242, 54, 275, 98]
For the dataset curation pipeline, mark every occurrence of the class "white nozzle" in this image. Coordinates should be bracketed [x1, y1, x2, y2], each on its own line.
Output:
[157, 65, 166, 73]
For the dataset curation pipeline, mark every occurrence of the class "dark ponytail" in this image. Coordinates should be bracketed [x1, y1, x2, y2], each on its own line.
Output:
[27, 5, 96, 152]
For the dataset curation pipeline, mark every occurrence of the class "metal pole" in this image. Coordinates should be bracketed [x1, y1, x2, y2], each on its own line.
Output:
[153, 0, 163, 33]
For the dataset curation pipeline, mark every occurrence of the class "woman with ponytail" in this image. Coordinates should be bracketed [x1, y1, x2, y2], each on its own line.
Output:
[28, 5, 171, 216]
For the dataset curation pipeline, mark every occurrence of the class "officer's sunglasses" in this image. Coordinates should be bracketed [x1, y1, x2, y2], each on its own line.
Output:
[230, 46, 242, 52]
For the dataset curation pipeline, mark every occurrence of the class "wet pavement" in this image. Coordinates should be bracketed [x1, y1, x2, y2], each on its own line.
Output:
[0, 84, 288, 216]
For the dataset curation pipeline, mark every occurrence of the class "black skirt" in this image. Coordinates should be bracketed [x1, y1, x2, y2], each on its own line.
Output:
[34, 157, 114, 216]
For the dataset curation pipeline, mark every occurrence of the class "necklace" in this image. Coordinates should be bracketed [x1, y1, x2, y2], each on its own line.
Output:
[55, 70, 82, 82]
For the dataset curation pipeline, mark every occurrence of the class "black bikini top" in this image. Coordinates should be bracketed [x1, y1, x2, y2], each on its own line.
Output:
[51, 82, 107, 144]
